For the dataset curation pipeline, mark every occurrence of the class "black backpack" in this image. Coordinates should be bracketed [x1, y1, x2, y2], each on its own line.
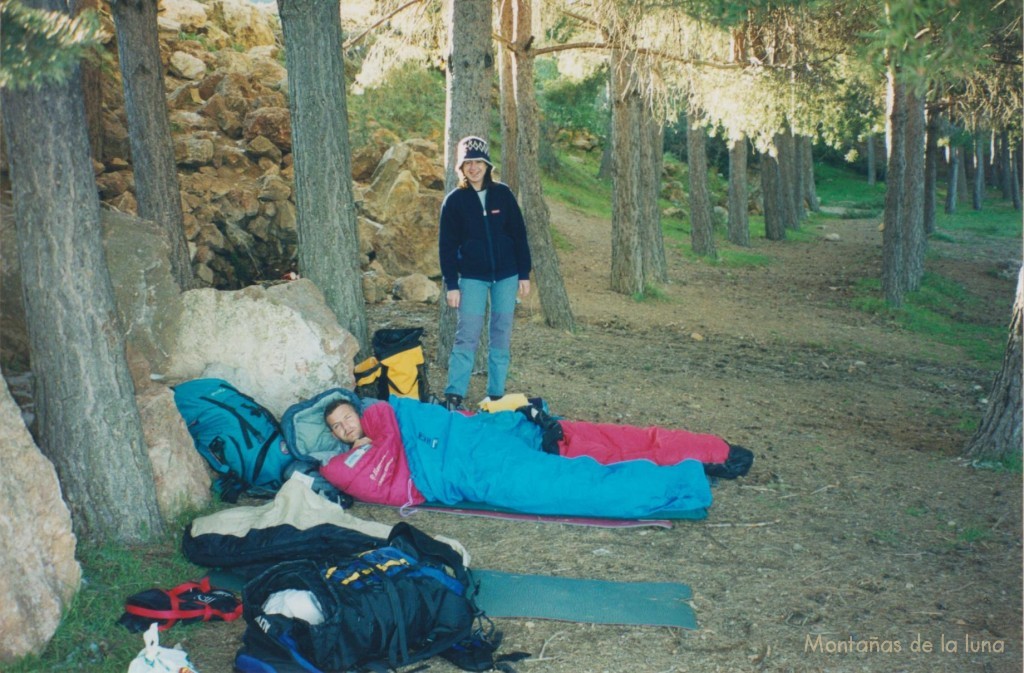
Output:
[236, 523, 517, 673]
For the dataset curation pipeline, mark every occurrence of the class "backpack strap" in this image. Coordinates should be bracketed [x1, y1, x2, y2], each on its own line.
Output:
[123, 577, 243, 631]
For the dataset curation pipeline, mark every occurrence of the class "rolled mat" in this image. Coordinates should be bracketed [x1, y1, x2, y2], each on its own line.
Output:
[472, 569, 697, 629]
[209, 568, 697, 629]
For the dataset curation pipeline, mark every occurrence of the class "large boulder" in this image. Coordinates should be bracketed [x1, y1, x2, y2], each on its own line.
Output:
[207, 0, 279, 49]
[136, 380, 213, 518]
[0, 377, 80, 662]
[161, 279, 359, 417]
[359, 140, 445, 278]
[101, 209, 185, 379]
[158, 0, 209, 33]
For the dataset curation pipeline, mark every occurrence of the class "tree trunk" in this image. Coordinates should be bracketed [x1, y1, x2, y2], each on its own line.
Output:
[639, 105, 667, 283]
[609, 49, 643, 295]
[109, 0, 193, 291]
[512, 0, 574, 330]
[998, 130, 1013, 201]
[882, 71, 907, 306]
[277, 0, 369, 354]
[972, 134, 985, 211]
[944, 144, 959, 214]
[498, 0, 518, 193]
[438, 0, 494, 364]
[924, 107, 939, 234]
[799, 135, 820, 212]
[687, 109, 716, 258]
[775, 130, 799, 229]
[727, 136, 750, 246]
[597, 120, 613, 181]
[761, 151, 786, 241]
[957, 145, 970, 202]
[1, 10, 165, 543]
[964, 267, 1023, 462]
[866, 132, 877, 185]
[901, 88, 926, 293]
[1012, 145, 1022, 211]
[72, 0, 104, 162]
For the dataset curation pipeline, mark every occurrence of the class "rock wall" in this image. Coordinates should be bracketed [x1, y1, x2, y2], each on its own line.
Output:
[83, 0, 443, 302]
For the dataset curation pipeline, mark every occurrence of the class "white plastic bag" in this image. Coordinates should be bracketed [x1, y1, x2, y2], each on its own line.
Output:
[127, 622, 200, 673]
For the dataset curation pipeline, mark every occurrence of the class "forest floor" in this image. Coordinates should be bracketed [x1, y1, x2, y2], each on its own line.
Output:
[188, 199, 1022, 673]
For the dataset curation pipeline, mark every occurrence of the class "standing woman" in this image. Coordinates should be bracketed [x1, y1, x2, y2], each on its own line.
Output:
[439, 136, 532, 410]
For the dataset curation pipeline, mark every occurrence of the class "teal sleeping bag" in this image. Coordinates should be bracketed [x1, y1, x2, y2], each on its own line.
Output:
[390, 396, 712, 519]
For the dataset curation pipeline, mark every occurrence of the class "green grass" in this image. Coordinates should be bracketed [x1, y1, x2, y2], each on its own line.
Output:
[632, 283, 670, 302]
[850, 273, 1007, 367]
[540, 148, 613, 218]
[9, 510, 216, 673]
[933, 196, 1022, 239]
[815, 162, 887, 213]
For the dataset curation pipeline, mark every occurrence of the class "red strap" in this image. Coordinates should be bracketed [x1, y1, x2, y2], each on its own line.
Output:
[124, 577, 242, 631]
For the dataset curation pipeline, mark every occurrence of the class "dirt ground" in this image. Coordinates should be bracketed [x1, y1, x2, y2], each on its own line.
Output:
[186, 200, 1022, 673]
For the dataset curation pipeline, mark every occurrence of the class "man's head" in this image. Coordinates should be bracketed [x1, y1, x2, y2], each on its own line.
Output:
[324, 399, 363, 444]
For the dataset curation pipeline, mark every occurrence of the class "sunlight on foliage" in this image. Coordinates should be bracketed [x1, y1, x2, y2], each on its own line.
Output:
[0, 0, 105, 91]
[347, 63, 446, 146]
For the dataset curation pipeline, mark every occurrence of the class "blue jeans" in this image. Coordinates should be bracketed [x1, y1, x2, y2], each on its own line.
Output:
[445, 275, 519, 398]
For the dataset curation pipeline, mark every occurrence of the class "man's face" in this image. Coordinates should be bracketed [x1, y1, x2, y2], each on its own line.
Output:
[326, 404, 363, 444]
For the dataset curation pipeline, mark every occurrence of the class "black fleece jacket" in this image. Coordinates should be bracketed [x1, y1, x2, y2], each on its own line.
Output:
[438, 182, 532, 291]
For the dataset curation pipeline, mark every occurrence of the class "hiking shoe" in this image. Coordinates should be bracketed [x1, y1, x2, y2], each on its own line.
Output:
[444, 394, 466, 412]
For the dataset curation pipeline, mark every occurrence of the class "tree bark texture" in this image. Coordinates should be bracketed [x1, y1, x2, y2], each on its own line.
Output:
[609, 49, 644, 295]
[1011, 147, 1022, 211]
[687, 110, 716, 258]
[944, 145, 959, 214]
[438, 0, 494, 364]
[761, 151, 786, 241]
[964, 267, 1023, 462]
[639, 107, 667, 283]
[1, 31, 165, 543]
[775, 130, 799, 229]
[597, 128, 613, 181]
[109, 0, 193, 290]
[277, 0, 368, 353]
[924, 108, 939, 234]
[866, 132, 877, 185]
[998, 130, 1013, 201]
[957, 145, 970, 202]
[498, 0, 518, 193]
[727, 136, 750, 246]
[882, 72, 908, 306]
[512, 0, 574, 330]
[900, 88, 926, 293]
[972, 134, 985, 211]
[72, 0, 104, 162]
[799, 135, 820, 212]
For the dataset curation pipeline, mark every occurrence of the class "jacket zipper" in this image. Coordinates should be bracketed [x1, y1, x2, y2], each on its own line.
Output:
[480, 190, 497, 280]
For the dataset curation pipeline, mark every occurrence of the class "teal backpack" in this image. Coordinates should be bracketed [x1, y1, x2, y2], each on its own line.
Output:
[173, 378, 293, 502]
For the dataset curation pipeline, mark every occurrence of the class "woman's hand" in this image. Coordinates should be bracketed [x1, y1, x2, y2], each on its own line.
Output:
[518, 279, 531, 297]
[446, 289, 461, 308]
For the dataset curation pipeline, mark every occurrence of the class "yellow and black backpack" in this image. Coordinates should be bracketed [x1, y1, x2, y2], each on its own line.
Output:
[355, 328, 431, 402]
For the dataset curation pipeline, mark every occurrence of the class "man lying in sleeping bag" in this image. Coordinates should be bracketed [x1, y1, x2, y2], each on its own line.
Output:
[320, 396, 753, 519]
